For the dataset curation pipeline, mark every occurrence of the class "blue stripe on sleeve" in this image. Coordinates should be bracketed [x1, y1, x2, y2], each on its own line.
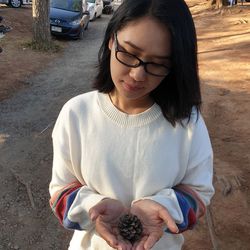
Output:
[62, 188, 83, 230]
[174, 190, 193, 231]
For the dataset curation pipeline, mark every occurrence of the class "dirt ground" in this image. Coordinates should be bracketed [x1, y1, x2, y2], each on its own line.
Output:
[0, 1, 250, 249]
[0, 5, 67, 102]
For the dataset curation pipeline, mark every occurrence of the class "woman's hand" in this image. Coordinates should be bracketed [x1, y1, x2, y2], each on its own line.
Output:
[89, 198, 132, 250]
[130, 199, 178, 250]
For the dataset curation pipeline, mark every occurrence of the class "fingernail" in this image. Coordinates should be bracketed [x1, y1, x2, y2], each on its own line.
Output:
[89, 212, 93, 220]
[90, 213, 96, 221]
[171, 224, 179, 233]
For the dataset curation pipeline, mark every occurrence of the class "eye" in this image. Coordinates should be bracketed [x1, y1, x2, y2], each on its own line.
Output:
[119, 45, 137, 56]
[149, 56, 171, 66]
[147, 63, 169, 76]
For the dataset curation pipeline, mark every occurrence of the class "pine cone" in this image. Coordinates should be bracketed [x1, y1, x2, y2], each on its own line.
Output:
[118, 214, 143, 243]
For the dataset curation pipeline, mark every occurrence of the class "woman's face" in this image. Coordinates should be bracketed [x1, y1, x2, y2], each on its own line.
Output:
[109, 16, 172, 107]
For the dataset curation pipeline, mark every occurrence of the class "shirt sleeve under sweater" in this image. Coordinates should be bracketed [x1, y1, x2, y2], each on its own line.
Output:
[49, 91, 214, 236]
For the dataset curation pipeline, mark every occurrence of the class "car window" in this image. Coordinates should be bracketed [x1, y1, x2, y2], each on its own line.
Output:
[51, 0, 82, 12]
[87, 0, 95, 3]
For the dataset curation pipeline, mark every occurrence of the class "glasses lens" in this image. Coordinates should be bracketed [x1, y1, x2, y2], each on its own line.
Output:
[146, 63, 169, 77]
[116, 51, 140, 67]
[115, 50, 170, 77]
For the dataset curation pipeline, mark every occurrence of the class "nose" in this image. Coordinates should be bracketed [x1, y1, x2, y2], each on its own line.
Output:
[129, 65, 147, 82]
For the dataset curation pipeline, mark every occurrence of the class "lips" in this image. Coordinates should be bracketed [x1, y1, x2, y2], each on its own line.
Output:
[123, 81, 143, 92]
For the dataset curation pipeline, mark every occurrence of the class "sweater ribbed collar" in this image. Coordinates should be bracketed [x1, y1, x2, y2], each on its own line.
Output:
[98, 92, 162, 127]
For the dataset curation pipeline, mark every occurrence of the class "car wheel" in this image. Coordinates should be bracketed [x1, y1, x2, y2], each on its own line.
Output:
[103, 7, 113, 15]
[9, 0, 22, 8]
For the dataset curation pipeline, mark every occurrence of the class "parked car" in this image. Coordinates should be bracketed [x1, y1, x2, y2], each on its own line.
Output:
[102, 0, 114, 14]
[0, 0, 31, 8]
[87, 0, 103, 21]
[50, 0, 90, 39]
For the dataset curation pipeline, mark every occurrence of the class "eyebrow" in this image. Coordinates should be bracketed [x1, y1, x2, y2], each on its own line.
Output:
[123, 40, 171, 60]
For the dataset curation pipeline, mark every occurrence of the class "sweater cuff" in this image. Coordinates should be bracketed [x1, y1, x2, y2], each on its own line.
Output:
[67, 186, 108, 230]
[79, 186, 108, 212]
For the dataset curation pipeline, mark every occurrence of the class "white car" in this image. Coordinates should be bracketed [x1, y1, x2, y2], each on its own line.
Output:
[0, 0, 32, 8]
[87, 0, 103, 21]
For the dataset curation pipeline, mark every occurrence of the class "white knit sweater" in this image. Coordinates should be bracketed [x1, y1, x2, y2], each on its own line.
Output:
[49, 90, 214, 250]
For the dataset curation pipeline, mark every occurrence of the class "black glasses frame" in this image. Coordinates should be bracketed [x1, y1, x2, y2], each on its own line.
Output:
[114, 33, 171, 77]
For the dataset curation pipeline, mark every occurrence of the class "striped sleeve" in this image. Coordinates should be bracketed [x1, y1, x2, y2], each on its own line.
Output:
[173, 184, 206, 233]
[50, 181, 83, 230]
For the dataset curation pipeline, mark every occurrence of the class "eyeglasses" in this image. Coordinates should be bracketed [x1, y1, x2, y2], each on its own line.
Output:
[114, 33, 171, 77]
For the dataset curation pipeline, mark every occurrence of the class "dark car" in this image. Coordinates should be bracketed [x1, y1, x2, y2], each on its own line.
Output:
[50, 0, 90, 39]
[102, 0, 114, 14]
[0, 0, 32, 8]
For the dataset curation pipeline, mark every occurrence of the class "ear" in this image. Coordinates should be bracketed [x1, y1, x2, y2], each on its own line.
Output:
[108, 36, 114, 50]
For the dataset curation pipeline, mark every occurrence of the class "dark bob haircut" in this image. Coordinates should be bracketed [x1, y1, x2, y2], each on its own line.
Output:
[93, 0, 201, 126]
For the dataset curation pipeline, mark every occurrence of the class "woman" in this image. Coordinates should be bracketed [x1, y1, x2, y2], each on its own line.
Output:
[49, 0, 214, 249]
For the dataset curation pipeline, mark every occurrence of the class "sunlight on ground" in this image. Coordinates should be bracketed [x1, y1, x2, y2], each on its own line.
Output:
[0, 133, 10, 145]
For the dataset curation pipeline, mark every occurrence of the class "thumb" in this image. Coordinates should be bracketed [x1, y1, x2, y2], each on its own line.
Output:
[89, 209, 99, 221]
[89, 203, 106, 221]
[158, 207, 179, 234]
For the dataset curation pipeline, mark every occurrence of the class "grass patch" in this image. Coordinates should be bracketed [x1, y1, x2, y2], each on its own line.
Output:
[23, 40, 62, 53]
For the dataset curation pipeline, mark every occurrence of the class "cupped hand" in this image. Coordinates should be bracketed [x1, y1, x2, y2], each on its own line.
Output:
[89, 198, 132, 250]
[130, 199, 178, 250]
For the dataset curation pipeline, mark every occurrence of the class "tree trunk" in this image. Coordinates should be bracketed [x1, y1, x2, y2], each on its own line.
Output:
[216, 0, 223, 8]
[32, 0, 51, 50]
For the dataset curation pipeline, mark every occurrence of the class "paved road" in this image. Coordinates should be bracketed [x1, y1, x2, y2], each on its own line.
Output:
[0, 15, 111, 250]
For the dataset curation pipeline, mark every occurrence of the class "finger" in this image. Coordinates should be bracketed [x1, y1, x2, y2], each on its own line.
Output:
[158, 207, 179, 233]
[116, 245, 123, 250]
[133, 236, 147, 250]
[96, 222, 118, 248]
[89, 209, 99, 221]
[89, 203, 107, 221]
[117, 241, 132, 250]
[103, 232, 119, 249]
[144, 232, 162, 250]
[116, 233, 132, 250]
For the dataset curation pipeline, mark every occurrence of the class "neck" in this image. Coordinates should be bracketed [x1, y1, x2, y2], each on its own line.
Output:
[109, 90, 154, 114]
